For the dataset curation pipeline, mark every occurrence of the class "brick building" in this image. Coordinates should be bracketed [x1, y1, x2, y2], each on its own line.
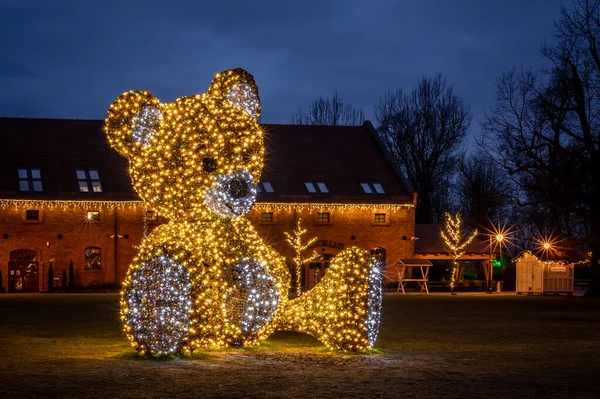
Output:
[0, 118, 417, 293]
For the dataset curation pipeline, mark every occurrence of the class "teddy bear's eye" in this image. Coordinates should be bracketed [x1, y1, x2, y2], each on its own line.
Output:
[202, 157, 217, 173]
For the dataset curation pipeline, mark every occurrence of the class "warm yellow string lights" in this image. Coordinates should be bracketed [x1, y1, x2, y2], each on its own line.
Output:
[284, 218, 320, 296]
[252, 202, 414, 212]
[106, 68, 382, 356]
[441, 213, 478, 294]
[0, 199, 144, 210]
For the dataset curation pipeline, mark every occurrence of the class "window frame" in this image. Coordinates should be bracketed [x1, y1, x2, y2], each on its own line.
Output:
[261, 182, 274, 193]
[17, 168, 43, 192]
[372, 183, 385, 194]
[316, 212, 330, 224]
[360, 182, 373, 194]
[374, 213, 387, 224]
[84, 246, 102, 271]
[260, 211, 275, 224]
[304, 182, 317, 193]
[316, 182, 329, 193]
[76, 169, 103, 193]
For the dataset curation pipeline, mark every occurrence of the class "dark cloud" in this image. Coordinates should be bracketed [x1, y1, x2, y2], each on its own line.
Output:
[0, 0, 563, 147]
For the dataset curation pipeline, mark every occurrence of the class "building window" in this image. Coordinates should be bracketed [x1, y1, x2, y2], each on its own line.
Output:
[18, 168, 43, 192]
[305, 182, 317, 193]
[257, 182, 274, 193]
[316, 212, 330, 224]
[25, 210, 40, 221]
[86, 211, 101, 223]
[305, 182, 329, 193]
[374, 213, 387, 224]
[261, 212, 274, 223]
[76, 170, 103, 193]
[145, 210, 158, 222]
[372, 183, 385, 194]
[316, 182, 329, 193]
[84, 247, 102, 270]
[361, 182, 385, 194]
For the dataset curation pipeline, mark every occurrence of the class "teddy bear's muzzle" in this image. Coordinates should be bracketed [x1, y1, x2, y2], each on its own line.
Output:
[204, 169, 257, 218]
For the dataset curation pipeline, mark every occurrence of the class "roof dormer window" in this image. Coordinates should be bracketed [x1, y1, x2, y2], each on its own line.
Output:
[305, 182, 317, 193]
[361, 182, 385, 194]
[18, 168, 43, 192]
[316, 182, 329, 193]
[76, 170, 103, 193]
[257, 182, 274, 193]
[372, 183, 385, 194]
[305, 182, 328, 193]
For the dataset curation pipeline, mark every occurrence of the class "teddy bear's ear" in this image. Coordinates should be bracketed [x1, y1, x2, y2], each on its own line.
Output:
[207, 68, 261, 120]
[104, 90, 163, 158]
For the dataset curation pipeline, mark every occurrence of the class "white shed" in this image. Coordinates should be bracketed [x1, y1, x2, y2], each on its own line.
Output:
[514, 251, 574, 295]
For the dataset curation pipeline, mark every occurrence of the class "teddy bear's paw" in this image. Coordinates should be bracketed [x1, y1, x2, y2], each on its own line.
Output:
[224, 258, 281, 340]
[204, 169, 257, 218]
[121, 255, 195, 356]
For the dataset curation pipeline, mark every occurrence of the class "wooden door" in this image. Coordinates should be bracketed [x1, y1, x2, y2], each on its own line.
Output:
[8, 249, 39, 293]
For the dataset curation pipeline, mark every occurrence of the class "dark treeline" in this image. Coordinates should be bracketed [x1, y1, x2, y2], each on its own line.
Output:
[292, 0, 600, 295]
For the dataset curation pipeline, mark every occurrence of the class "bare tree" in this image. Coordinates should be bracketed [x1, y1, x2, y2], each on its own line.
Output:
[441, 212, 478, 295]
[456, 154, 512, 229]
[375, 74, 472, 223]
[284, 218, 320, 296]
[291, 92, 365, 126]
[481, 0, 600, 295]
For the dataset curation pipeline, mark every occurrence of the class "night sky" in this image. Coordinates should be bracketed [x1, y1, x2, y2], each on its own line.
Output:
[1, 0, 562, 137]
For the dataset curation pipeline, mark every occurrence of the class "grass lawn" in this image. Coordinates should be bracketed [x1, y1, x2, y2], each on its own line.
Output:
[1, 293, 599, 398]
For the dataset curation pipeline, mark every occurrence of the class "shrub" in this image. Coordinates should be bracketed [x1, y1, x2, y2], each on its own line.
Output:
[47, 265, 54, 293]
[69, 261, 75, 287]
[62, 269, 67, 289]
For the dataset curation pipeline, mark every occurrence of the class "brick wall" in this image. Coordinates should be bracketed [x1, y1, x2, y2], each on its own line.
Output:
[0, 204, 415, 292]
[247, 206, 416, 273]
[0, 205, 147, 292]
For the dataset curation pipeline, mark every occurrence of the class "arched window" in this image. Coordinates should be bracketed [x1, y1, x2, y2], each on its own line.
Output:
[84, 247, 101, 270]
[370, 247, 387, 269]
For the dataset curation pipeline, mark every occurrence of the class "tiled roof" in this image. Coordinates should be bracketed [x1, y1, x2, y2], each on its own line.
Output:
[414, 224, 489, 255]
[0, 118, 413, 204]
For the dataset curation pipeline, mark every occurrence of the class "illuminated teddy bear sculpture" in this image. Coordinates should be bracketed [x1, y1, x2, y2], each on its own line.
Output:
[105, 69, 382, 356]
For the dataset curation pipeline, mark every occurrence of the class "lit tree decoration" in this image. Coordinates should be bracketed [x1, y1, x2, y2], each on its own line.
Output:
[284, 218, 320, 296]
[441, 212, 478, 295]
[106, 68, 382, 355]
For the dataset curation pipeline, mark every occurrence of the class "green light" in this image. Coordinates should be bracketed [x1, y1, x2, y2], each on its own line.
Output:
[493, 259, 502, 268]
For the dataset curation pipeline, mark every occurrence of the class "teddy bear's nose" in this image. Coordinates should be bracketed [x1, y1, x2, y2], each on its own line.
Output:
[228, 177, 251, 199]
[204, 169, 257, 218]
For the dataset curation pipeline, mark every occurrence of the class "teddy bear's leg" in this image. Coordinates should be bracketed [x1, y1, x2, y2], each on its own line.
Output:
[276, 247, 383, 351]
[120, 254, 196, 356]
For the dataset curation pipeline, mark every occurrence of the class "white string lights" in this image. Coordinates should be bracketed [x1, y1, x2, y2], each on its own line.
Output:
[204, 169, 257, 218]
[122, 256, 194, 356]
[224, 258, 280, 338]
